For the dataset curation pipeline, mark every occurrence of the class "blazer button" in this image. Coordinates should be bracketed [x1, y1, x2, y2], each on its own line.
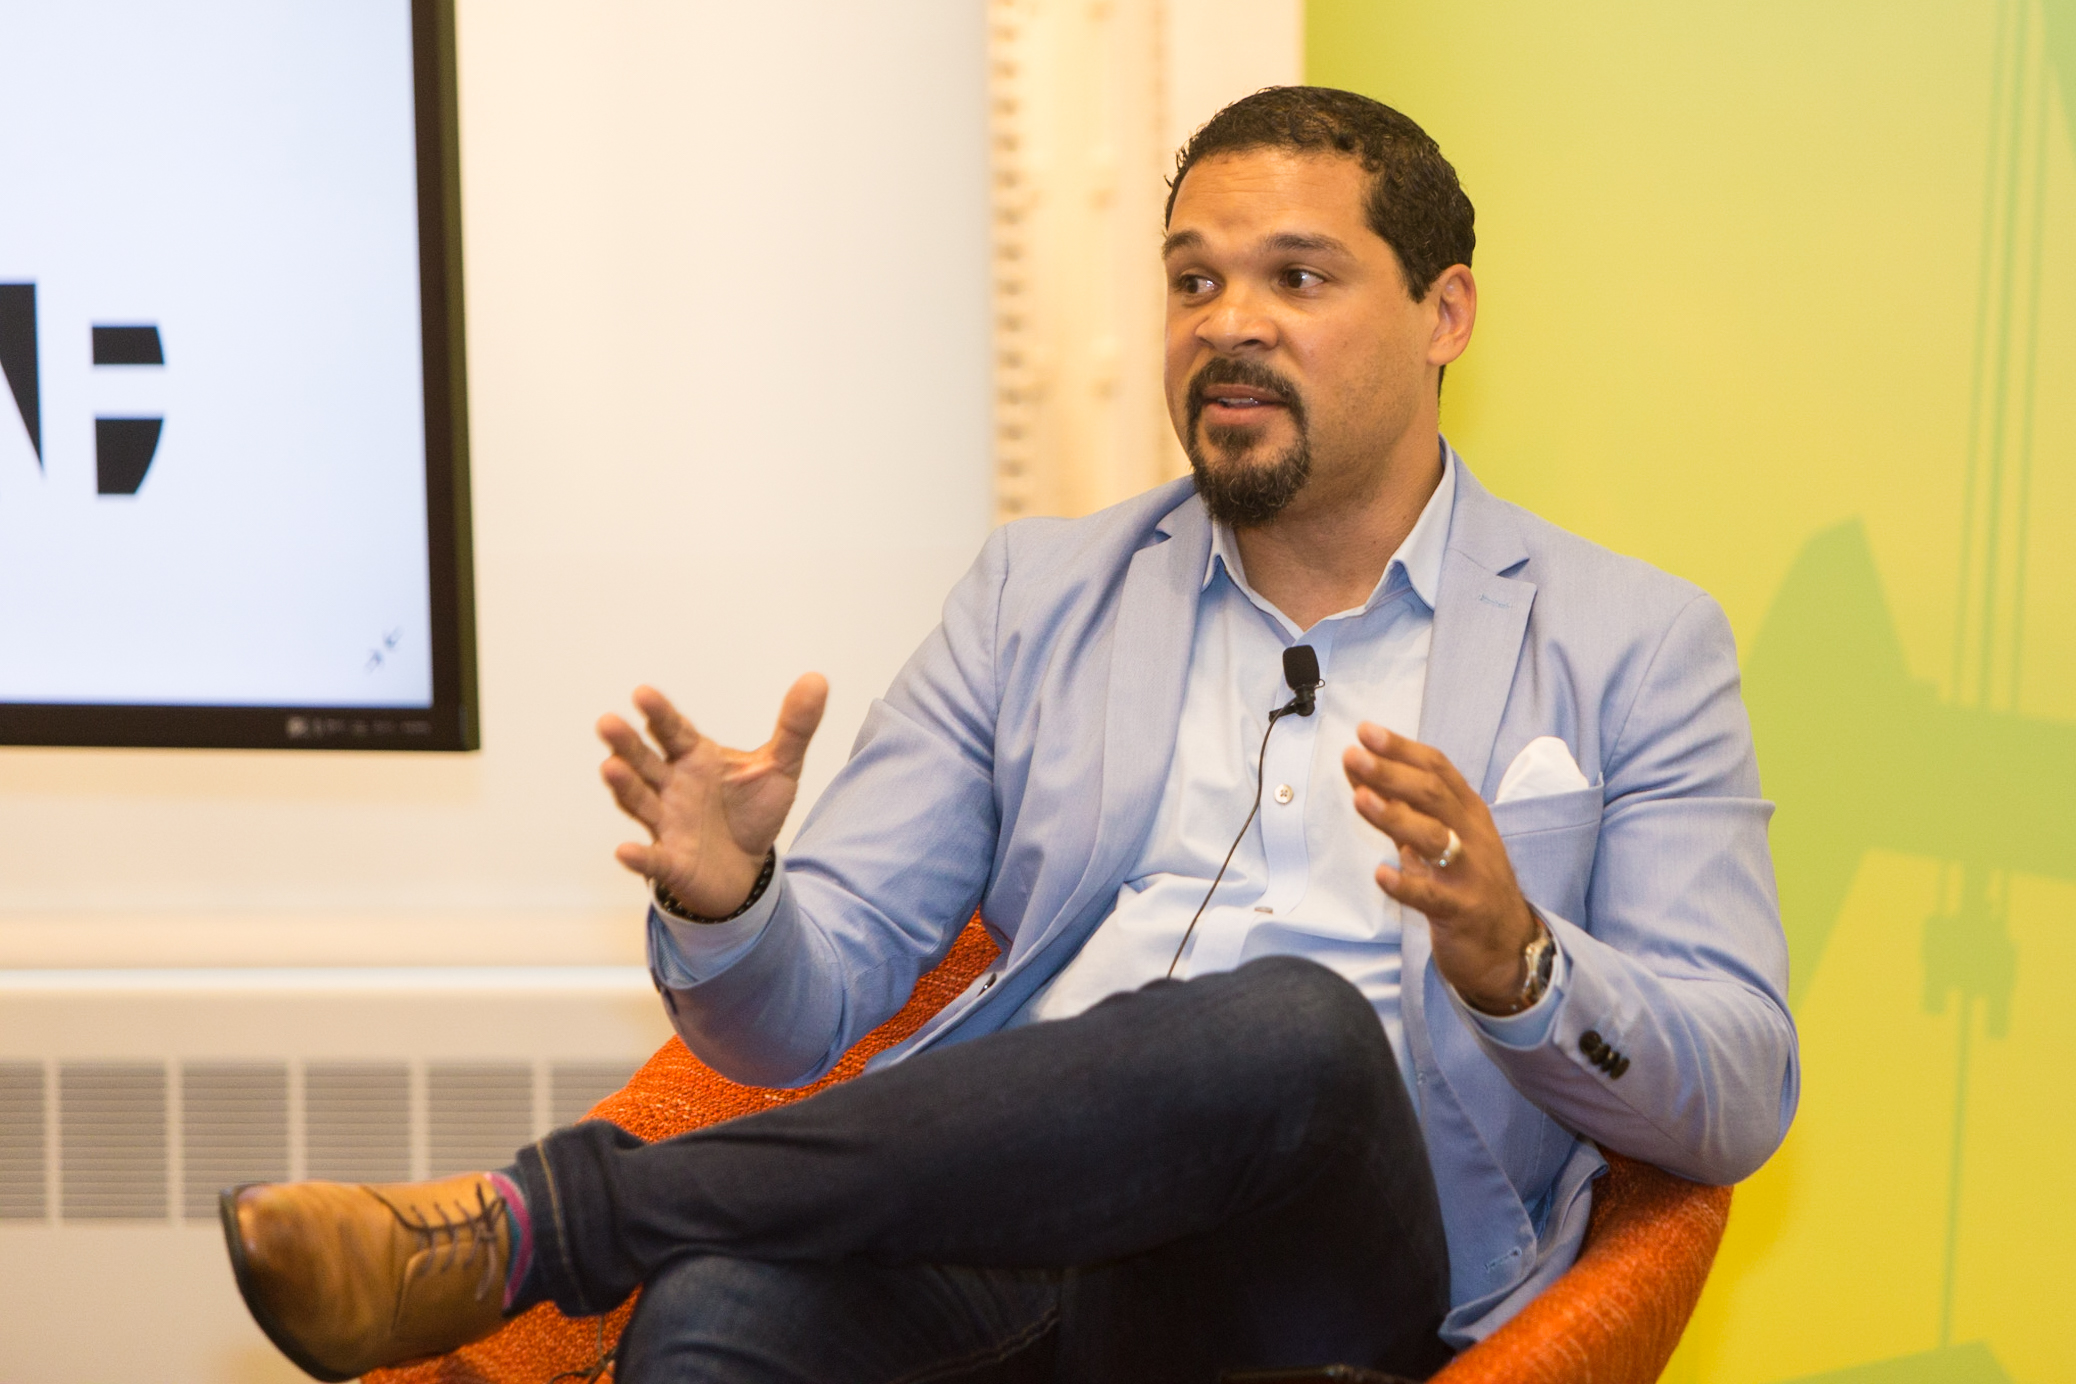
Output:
[1579, 1030, 1605, 1059]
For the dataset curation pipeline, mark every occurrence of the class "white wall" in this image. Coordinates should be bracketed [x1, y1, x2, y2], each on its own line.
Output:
[0, 1, 993, 969]
[1163, 0, 1305, 153]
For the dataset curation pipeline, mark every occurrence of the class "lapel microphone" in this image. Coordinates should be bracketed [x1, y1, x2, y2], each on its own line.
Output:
[1167, 643, 1323, 977]
[1276, 643, 1322, 720]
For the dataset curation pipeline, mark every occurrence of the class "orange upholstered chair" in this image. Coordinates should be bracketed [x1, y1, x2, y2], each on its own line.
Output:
[370, 919, 1730, 1384]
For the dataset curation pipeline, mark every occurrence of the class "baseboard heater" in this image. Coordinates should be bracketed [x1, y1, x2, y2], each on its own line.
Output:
[0, 966, 671, 1382]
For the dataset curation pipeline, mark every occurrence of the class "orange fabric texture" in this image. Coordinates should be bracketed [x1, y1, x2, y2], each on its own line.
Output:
[369, 918, 1729, 1384]
[1430, 1154, 1730, 1384]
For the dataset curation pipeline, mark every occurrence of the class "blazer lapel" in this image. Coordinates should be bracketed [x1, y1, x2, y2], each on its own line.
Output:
[896, 489, 1209, 1058]
[1417, 463, 1536, 799]
[1041, 492, 1212, 948]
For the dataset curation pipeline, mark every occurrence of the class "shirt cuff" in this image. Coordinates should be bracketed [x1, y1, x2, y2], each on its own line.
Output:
[645, 859, 784, 989]
[1458, 927, 1570, 1050]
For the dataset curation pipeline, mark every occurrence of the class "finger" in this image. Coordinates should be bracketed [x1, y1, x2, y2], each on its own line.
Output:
[1421, 744, 1482, 810]
[1353, 788, 1457, 864]
[1358, 723, 1481, 810]
[600, 757, 666, 832]
[613, 841, 662, 879]
[1375, 860, 1462, 920]
[632, 685, 705, 761]
[598, 714, 671, 791]
[765, 673, 829, 778]
[1344, 747, 1454, 822]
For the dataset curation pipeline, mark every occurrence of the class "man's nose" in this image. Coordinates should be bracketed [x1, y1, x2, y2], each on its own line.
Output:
[1197, 284, 1279, 354]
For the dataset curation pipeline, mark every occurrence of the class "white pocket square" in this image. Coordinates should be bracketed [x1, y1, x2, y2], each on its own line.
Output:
[1495, 735, 1591, 804]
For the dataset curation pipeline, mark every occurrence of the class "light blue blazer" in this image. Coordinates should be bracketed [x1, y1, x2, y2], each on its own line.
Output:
[660, 455, 1800, 1345]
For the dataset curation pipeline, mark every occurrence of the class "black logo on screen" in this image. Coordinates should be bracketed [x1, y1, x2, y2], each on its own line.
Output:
[0, 284, 39, 466]
[0, 283, 166, 495]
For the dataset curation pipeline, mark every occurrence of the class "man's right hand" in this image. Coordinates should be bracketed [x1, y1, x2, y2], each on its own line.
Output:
[597, 676, 829, 918]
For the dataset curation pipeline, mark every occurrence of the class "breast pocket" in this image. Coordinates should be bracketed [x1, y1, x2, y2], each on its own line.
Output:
[1489, 784, 1603, 926]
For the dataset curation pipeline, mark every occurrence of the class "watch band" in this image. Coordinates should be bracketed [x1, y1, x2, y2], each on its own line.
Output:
[1476, 912, 1557, 1017]
[654, 848, 778, 925]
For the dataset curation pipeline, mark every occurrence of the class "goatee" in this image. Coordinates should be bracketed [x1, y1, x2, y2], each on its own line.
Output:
[1184, 357, 1312, 528]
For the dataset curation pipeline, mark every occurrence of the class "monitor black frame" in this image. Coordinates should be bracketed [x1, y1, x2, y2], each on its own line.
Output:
[0, 0, 479, 752]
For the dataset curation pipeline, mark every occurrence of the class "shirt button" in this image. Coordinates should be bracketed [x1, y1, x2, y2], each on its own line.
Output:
[1273, 784, 1295, 805]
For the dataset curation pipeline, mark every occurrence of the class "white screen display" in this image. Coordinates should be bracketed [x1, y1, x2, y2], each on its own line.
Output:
[0, 2, 434, 708]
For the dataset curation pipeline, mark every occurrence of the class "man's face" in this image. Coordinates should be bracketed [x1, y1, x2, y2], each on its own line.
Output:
[1163, 149, 1452, 527]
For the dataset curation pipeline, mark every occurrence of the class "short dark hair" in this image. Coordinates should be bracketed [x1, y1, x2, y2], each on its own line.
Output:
[1165, 87, 1475, 301]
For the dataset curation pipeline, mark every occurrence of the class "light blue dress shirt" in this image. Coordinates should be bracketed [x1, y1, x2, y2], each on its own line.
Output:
[650, 453, 1563, 1096]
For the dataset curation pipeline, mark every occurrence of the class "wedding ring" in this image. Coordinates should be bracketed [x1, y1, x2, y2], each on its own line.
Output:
[1432, 829, 1462, 870]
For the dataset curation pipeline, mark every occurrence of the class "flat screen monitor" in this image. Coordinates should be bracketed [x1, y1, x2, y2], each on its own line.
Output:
[0, 0, 477, 750]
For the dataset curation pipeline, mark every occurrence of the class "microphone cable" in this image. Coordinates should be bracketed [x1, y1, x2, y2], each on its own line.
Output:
[1165, 644, 1322, 978]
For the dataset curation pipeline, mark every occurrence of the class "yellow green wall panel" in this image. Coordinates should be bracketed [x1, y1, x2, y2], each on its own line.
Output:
[1309, 2, 2076, 1380]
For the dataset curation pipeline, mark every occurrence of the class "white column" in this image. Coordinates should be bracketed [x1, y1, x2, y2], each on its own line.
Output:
[990, 0, 1304, 522]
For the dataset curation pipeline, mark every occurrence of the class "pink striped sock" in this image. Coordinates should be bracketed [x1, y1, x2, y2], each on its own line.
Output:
[486, 1171, 533, 1313]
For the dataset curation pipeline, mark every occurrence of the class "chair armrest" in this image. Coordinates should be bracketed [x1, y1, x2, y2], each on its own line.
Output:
[1429, 1153, 1732, 1384]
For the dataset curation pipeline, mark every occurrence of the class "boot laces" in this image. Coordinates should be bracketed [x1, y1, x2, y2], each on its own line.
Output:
[549, 1319, 618, 1382]
[393, 1181, 505, 1302]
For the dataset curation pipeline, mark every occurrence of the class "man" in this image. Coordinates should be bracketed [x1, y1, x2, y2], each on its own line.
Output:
[223, 88, 1798, 1383]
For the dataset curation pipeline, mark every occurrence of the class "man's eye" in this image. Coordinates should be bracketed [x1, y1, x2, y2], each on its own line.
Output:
[1175, 273, 1216, 295]
[1281, 268, 1324, 290]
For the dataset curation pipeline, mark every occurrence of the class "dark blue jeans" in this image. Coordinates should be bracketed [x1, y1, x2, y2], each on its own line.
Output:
[512, 956, 1452, 1383]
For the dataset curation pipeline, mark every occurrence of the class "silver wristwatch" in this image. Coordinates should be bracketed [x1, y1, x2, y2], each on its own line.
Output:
[1480, 913, 1556, 1017]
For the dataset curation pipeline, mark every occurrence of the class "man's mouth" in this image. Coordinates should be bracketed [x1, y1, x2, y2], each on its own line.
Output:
[1200, 384, 1288, 417]
[1185, 360, 1306, 443]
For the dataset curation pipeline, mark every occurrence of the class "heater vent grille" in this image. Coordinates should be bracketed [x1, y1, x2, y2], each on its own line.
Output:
[0, 1063, 45, 1221]
[181, 1063, 289, 1220]
[0, 1056, 642, 1224]
[307, 1062, 412, 1185]
[428, 1063, 534, 1178]
[58, 1064, 167, 1222]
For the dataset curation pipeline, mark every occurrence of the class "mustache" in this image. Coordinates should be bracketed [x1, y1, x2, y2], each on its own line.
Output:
[1185, 357, 1308, 432]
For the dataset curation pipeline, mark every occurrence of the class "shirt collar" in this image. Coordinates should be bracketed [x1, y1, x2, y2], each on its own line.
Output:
[1202, 443, 1457, 617]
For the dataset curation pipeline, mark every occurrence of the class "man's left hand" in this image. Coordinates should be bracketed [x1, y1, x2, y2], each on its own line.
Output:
[1342, 723, 1540, 1012]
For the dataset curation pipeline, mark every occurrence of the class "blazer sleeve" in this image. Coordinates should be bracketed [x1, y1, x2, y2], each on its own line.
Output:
[1461, 592, 1801, 1184]
[653, 527, 1012, 1088]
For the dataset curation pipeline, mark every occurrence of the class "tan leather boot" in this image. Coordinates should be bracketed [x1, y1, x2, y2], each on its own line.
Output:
[220, 1172, 514, 1382]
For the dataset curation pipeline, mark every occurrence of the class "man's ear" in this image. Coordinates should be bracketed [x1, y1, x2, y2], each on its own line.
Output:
[1427, 264, 1477, 369]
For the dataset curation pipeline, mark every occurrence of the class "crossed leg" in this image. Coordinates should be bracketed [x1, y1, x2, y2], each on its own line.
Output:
[514, 956, 1453, 1383]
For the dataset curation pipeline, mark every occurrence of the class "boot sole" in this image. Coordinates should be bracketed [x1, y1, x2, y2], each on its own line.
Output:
[219, 1185, 358, 1384]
